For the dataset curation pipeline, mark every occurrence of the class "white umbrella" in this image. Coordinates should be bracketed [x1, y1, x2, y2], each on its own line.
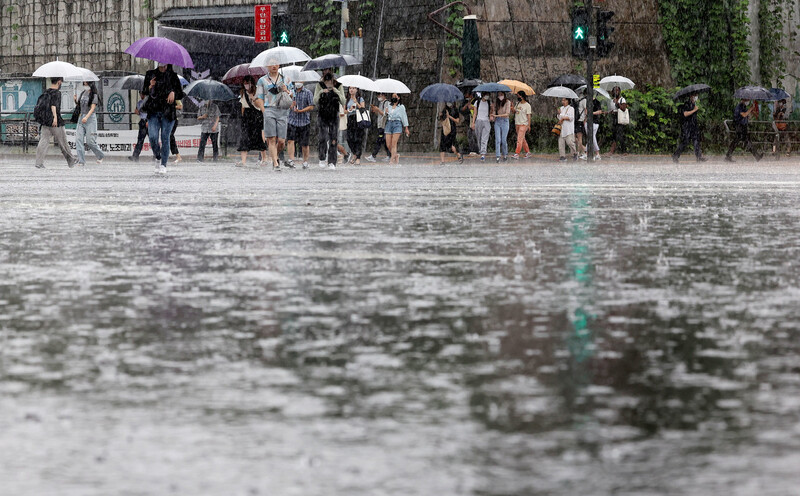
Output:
[251, 46, 311, 67]
[541, 86, 579, 99]
[32, 61, 84, 79]
[338, 74, 376, 92]
[64, 67, 99, 82]
[372, 78, 410, 94]
[278, 64, 304, 81]
[576, 85, 611, 99]
[294, 71, 321, 83]
[598, 75, 635, 91]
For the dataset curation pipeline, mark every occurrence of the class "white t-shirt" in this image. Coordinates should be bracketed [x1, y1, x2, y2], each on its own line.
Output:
[559, 105, 575, 137]
[476, 99, 491, 121]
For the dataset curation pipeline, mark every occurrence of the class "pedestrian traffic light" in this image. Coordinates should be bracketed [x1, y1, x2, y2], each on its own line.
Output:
[596, 10, 615, 58]
[272, 13, 290, 45]
[571, 8, 589, 58]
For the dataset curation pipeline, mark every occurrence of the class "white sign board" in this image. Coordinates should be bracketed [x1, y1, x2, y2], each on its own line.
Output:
[66, 124, 209, 157]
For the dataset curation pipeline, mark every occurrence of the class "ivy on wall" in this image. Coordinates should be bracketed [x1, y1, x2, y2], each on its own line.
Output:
[445, 4, 464, 78]
[303, 0, 340, 57]
[758, 0, 796, 85]
[657, 0, 752, 120]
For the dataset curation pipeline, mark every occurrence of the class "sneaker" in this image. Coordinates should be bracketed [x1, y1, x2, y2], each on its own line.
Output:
[76, 162, 85, 167]
[382, 156, 391, 163]
[365, 155, 376, 163]
[524, 152, 531, 159]
[724, 156, 735, 163]
[319, 160, 328, 168]
[158, 166, 167, 175]
[512, 153, 520, 160]
[344, 153, 352, 164]
[579, 153, 587, 161]
[234, 161, 244, 167]
[559, 157, 567, 162]
[302, 161, 309, 169]
[127, 156, 139, 162]
[328, 163, 336, 170]
[35, 163, 46, 169]
[496, 157, 501, 163]
[672, 156, 679, 164]
[503, 156, 508, 162]
[593, 155, 601, 162]
[286, 159, 296, 169]
[196, 159, 204, 163]
[96, 158, 103, 164]
[480, 155, 485, 162]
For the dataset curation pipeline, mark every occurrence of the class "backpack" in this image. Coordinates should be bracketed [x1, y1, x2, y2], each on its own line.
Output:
[318, 85, 340, 121]
[34, 91, 53, 126]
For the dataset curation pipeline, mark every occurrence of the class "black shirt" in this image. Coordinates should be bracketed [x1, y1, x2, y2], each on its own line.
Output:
[143, 68, 184, 115]
[44, 88, 64, 127]
[441, 105, 460, 134]
[679, 101, 698, 133]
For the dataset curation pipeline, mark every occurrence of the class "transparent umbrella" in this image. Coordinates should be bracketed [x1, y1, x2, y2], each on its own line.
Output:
[338, 75, 376, 92]
[251, 46, 311, 68]
[64, 67, 99, 82]
[32, 61, 84, 79]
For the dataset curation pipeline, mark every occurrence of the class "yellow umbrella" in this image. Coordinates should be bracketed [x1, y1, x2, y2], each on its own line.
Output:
[498, 79, 535, 95]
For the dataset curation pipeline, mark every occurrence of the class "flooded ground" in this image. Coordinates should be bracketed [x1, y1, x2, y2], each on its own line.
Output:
[1, 158, 799, 495]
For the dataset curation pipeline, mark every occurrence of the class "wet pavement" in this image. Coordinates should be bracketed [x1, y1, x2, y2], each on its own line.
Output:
[1, 156, 799, 495]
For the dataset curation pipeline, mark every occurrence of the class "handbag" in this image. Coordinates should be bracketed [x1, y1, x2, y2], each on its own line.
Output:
[551, 123, 562, 136]
[441, 114, 451, 136]
[356, 107, 371, 129]
[70, 91, 85, 124]
[275, 91, 293, 110]
[617, 107, 630, 125]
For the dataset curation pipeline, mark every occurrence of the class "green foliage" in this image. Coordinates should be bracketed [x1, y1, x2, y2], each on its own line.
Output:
[614, 86, 681, 153]
[359, 0, 376, 27]
[304, 0, 340, 57]
[446, 4, 464, 78]
[759, 0, 795, 86]
[657, 0, 751, 121]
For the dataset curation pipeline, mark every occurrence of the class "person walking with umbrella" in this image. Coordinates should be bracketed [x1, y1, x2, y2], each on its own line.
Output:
[493, 92, 512, 162]
[557, 97, 577, 161]
[672, 93, 707, 163]
[73, 80, 105, 166]
[345, 86, 366, 165]
[439, 101, 462, 165]
[385, 93, 410, 164]
[366, 93, 391, 163]
[196, 99, 220, 162]
[143, 63, 184, 174]
[725, 98, 763, 162]
[773, 98, 790, 157]
[471, 92, 492, 161]
[256, 61, 294, 171]
[236, 75, 267, 167]
[34, 77, 76, 169]
[313, 68, 346, 169]
[512, 91, 532, 159]
[608, 86, 629, 156]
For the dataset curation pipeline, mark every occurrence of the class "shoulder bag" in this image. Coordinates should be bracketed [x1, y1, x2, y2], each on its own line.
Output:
[70, 91, 85, 124]
[617, 108, 630, 125]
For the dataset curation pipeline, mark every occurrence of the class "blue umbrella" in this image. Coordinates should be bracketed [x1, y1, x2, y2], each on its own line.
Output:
[769, 88, 791, 101]
[184, 79, 237, 101]
[473, 82, 511, 93]
[420, 83, 464, 103]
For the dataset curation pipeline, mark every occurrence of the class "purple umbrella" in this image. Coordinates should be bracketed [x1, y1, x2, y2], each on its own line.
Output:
[124, 37, 194, 68]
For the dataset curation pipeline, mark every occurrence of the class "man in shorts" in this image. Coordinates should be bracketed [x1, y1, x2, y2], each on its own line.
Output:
[286, 81, 314, 169]
[256, 62, 293, 171]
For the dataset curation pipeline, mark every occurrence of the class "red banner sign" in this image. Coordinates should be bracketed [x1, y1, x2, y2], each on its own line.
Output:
[255, 5, 271, 43]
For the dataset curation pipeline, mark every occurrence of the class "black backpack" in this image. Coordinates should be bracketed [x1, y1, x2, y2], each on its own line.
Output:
[318, 85, 340, 122]
[33, 91, 53, 126]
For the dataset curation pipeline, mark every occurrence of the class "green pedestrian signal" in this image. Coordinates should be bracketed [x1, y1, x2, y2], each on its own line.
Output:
[280, 30, 289, 44]
[571, 8, 589, 57]
[272, 13, 290, 46]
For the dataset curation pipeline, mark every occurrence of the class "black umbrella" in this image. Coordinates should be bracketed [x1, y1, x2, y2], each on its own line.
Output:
[456, 78, 482, 89]
[733, 86, 773, 101]
[117, 74, 146, 91]
[184, 80, 237, 101]
[673, 83, 711, 100]
[301, 54, 360, 71]
[547, 74, 587, 89]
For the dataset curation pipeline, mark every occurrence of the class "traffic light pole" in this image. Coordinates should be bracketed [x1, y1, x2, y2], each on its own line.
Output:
[585, 0, 594, 158]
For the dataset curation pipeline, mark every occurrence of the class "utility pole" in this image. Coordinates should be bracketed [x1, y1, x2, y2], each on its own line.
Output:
[585, 0, 594, 158]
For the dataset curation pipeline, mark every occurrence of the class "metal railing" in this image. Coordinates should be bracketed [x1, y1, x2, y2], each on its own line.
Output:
[723, 119, 800, 150]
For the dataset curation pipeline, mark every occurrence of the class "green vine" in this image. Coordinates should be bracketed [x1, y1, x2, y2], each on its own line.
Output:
[758, 0, 794, 86]
[359, 0, 376, 28]
[657, 0, 752, 120]
[303, 0, 340, 56]
[445, 3, 464, 78]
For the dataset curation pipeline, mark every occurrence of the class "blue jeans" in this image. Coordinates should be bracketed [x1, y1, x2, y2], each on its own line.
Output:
[75, 114, 104, 164]
[148, 112, 175, 167]
[494, 117, 509, 158]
